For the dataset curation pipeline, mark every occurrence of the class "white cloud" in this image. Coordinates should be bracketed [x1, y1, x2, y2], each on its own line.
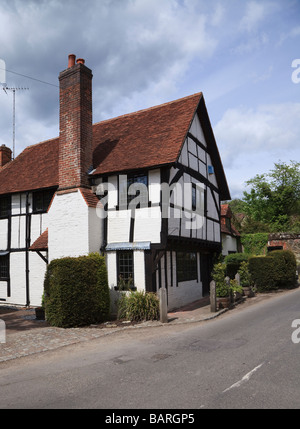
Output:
[239, 1, 267, 33]
[215, 102, 300, 169]
[0, 0, 221, 154]
[278, 25, 300, 46]
[0, 0, 299, 203]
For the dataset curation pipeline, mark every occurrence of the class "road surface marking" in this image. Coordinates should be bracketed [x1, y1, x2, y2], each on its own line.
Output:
[223, 362, 264, 393]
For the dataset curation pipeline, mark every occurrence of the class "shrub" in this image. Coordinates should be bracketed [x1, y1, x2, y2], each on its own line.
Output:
[248, 256, 277, 292]
[266, 250, 297, 289]
[229, 279, 243, 297]
[117, 291, 159, 322]
[224, 253, 250, 279]
[44, 253, 110, 328]
[211, 263, 230, 297]
[249, 250, 297, 292]
[237, 261, 254, 287]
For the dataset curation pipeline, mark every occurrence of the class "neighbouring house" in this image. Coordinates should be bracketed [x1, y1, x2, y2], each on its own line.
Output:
[0, 54, 231, 311]
[221, 204, 241, 255]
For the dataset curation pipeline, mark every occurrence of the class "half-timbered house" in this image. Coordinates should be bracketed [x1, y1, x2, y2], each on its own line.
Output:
[0, 54, 230, 310]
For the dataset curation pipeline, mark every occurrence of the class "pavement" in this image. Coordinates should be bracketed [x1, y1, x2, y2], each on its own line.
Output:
[0, 289, 297, 363]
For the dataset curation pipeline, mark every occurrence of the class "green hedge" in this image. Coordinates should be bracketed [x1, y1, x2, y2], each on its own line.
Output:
[249, 250, 297, 292]
[248, 257, 277, 291]
[44, 253, 110, 328]
[224, 253, 250, 279]
[266, 250, 297, 289]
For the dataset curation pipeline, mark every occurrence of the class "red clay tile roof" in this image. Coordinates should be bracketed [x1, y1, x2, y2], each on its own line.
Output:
[92, 92, 202, 175]
[221, 204, 240, 237]
[0, 92, 231, 200]
[29, 229, 48, 251]
[221, 221, 240, 237]
[0, 138, 59, 195]
[221, 204, 231, 217]
[79, 187, 99, 208]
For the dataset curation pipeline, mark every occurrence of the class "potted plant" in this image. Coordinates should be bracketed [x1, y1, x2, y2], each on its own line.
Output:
[230, 278, 243, 302]
[212, 263, 231, 309]
[238, 261, 254, 297]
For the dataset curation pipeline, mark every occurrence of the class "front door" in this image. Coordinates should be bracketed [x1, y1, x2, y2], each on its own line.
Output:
[200, 253, 213, 296]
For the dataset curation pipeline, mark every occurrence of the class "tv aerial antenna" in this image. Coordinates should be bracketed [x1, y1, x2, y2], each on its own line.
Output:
[3, 86, 29, 160]
[1, 59, 29, 160]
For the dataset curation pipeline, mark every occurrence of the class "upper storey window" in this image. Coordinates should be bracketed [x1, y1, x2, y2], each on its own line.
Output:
[0, 196, 11, 218]
[32, 189, 55, 214]
[119, 172, 148, 208]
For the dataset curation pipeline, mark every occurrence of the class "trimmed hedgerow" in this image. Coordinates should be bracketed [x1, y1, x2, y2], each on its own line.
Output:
[248, 256, 277, 292]
[266, 250, 297, 289]
[44, 253, 110, 328]
[248, 250, 297, 292]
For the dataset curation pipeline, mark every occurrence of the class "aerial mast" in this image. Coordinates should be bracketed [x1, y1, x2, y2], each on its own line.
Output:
[1, 58, 29, 160]
[3, 87, 29, 160]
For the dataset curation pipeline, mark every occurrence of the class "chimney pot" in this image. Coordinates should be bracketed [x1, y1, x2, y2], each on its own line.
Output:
[76, 58, 85, 65]
[68, 54, 76, 68]
[0, 144, 12, 168]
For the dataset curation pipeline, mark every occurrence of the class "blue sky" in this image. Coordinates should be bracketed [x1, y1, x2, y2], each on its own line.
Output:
[0, 0, 299, 199]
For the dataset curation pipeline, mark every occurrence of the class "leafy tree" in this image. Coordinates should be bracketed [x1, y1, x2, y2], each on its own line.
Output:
[242, 161, 300, 232]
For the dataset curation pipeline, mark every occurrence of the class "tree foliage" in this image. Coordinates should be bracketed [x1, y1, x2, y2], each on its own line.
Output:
[230, 161, 300, 233]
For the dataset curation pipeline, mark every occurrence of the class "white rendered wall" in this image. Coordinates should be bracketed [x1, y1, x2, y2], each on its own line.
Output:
[48, 190, 103, 260]
[134, 207, 161, 243]
[149, 169, 160, 204]
[0, 219, 8, 249]
[133, 250, 146, 291]
[108, 210, 131, 243]
[88, 206, 103, 253]
[31, 213, 48, 245]
[189, 114, 207, 146]
[29, 251, 48, 306]
[158, 251, 203, 311]
[9, 252, 26, 305]
[106, 251, 117, 289]
[222, 234, 238, 255]
[0, 281, 7, 300]
[48, 190, 89, 261]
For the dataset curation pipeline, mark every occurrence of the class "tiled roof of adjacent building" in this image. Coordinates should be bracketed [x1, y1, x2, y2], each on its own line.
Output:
[0, 138, 59, 195]
[221, 204, 240, 237]
[29, 229, 48, 251]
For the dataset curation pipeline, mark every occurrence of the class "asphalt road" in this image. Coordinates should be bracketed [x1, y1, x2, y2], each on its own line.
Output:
[0, 288, 300, 410]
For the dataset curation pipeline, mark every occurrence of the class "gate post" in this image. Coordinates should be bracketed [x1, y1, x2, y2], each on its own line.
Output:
[210, 280, 217, 312]
[159, 288, 168, 323]
[0, 319, 6, 343]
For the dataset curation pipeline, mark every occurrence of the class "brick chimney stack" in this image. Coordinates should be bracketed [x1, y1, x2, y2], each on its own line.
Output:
[58, 54, 93, 190]
[0, 145, 12, 168]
